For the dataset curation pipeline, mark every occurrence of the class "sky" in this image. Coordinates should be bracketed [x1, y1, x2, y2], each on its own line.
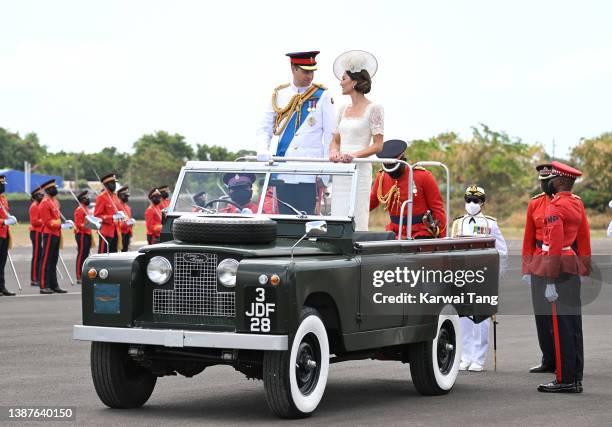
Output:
[1, 0, 611, 159]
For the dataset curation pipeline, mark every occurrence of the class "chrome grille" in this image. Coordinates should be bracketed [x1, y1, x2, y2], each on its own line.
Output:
[152, 253, 235, 317]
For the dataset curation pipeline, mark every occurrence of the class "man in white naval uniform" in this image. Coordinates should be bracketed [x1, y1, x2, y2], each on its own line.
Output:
[451, 185, 508, 371]
[256, 51, 336, 214]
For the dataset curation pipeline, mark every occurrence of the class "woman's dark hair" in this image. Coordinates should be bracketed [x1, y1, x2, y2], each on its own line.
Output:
[346, 69, 372, 94]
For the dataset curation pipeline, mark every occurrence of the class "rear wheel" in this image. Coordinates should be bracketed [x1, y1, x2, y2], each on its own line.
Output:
[409, 306, 461, 395]
[263, 307, 329, 418]
[90, 341, 157, 408]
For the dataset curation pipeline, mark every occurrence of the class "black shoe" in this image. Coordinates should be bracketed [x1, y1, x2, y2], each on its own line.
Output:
[40, 288, 54, 294]
[76, 279, 82, 285]
[31, 281, 40, 287]
[529, 364, 555, 373]
[52, 287, 68, 294]
[0, 288, 16, 296]
[537, 380, 582, 393]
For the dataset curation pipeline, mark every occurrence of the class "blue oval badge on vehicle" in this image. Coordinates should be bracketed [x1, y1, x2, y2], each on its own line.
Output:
[184, 253, 209, 264]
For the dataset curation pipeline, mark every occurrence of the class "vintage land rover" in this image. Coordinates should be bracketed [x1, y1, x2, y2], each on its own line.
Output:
[73, 158, 499, 419]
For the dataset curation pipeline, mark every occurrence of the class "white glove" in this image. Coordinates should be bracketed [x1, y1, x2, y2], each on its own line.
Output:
[240, 208, 253, 215]
[4, 215, 17, 225]
[61, 220, 74, 230]
[125, 218, 136, 226]
[579, 276, 589, 285]
[522, 274, 531, 285]
[257, 151, 272, 162]
[113, 211, 126, 220]
[545, 284, 558, 302]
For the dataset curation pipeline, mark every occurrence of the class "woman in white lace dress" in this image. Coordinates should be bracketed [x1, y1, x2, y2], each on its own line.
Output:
[329, 50, 383, 231]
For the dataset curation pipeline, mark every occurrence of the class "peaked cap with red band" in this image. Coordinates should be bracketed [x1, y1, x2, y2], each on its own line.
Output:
[550, 161, 582, 179]
[286, 51, 319, 71]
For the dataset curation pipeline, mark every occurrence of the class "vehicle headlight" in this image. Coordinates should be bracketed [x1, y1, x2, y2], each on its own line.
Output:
[217, 258, 239, 288]
[147, 256, 172, 285]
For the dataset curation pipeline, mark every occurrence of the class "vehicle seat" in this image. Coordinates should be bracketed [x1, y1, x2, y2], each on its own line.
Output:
[352, 231, 397, 243]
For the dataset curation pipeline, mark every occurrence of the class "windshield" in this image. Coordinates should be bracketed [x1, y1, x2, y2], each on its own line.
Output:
[171, 167, 355, 219]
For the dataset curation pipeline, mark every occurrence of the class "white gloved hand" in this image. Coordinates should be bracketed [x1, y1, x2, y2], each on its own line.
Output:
[113, 211, 126, 220]
[257, 151, 272, 162]
[579, 276, 589, 285]
[61, 220, 74, 230]
[522, 274, 531, 285]
[4, 215, 17, 225]
[545, 284, 558, 302]
[125, 218, 136, 226]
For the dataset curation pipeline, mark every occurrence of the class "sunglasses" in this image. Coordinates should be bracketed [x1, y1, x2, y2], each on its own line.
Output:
[465, 196, 482, 204]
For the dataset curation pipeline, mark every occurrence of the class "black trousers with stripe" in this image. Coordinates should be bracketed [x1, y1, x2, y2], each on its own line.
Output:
[531, 275, 555, 368]
[553, 274, 583, 383]
[121, 233, 131, 252]
[30, 230, 42, 284]
[98, 233, 118, 254]
[75, 233, 91, 281]
[40, 233, 60, 290]
[0, 236, 8, 289]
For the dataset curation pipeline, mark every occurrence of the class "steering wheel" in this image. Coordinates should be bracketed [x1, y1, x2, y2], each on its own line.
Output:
[203, 198, 243, 211]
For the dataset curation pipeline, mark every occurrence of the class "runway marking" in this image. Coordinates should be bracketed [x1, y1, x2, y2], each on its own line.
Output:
[3, 292, 82, 298]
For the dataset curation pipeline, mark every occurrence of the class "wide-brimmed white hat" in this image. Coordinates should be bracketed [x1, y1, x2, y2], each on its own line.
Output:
[333, 50, 378, 80]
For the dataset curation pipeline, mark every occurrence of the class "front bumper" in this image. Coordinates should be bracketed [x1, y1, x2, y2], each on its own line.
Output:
[73, 325, 288, 351]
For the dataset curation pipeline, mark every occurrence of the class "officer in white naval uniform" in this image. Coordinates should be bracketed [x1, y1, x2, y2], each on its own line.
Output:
[451, 185, 508, 371]
[256, 51, 336, 214]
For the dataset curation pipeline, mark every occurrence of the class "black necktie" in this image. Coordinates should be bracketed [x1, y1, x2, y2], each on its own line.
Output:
[469, 217, 476, 224]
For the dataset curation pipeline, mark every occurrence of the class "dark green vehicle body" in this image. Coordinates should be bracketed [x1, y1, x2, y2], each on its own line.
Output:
[79, 216, 499, 355]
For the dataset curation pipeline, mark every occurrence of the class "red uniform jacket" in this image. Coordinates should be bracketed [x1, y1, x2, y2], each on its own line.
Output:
[29, 201, 43, 233]
[74, 204, 92, 235]
[161, 198, 170, 210]
[145, 204, 163, 238]
[117, 200, 133, 236]
[370, 167, 446, 238]
[0, 195, 10, 239]
[521, 193, 551, 275]
[219, 202, 259, 214]
[39, 196, 62, 237]
[543, 192, 591, 278]
[94, 191, 121, 238]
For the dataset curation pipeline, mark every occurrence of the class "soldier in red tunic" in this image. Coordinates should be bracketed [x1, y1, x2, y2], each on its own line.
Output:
[158, 185, 171, 210]
[117, 185, 135, 252]
[537, 161, 591, 393]
[0, 174, 17, 296]
[29, 186, 45, 287]
[369, 139, 446, 239]
[74, 190, 92, 284]
[38, 179, 72, 294]
[93, 173, 125, 253]
[145, 188, 163, 245]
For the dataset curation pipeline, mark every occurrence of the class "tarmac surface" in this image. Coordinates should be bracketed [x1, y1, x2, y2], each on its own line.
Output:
[1, 239, 611, 426]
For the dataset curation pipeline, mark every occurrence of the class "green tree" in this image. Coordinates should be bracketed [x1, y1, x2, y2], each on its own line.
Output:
[130, 145, 184, 191]
[571, 133, 612, 211]
[134, 131, 194, 160]
[0, 128, 47, 170]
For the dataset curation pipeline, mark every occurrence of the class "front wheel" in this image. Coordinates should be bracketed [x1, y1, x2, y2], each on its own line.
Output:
[409, 305, 462, 395]
[263, 307, 330, 418]
[90, 341, 157, 408]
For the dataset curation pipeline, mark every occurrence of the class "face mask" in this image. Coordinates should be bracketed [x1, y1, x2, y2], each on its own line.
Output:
[230, 188, 253, 206]
[33, 194, 44, 202]
[160, 191, 169, 199]
[106, 182, 117, 193]
[0, 184, 5, 194]
[543, 178, 559, 196]
[152, 197, 161, 205]
[540, 179, 554, 196]
[81, 198, 91, 205]
[465, 202, 481, 216]
[47, 187, 58, 197]
[383, 157, 406, 180]
[119, 194, 129, 203]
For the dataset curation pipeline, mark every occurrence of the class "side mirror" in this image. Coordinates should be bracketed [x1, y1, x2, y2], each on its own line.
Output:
[305, 220, 327, 237]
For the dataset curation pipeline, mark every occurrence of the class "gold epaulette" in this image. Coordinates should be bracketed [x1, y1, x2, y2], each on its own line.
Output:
[484, 215, 497, 221]
[312, 83, 327, 90]
[531, 192, 545, 199]
[274, 83, 290, 92]
[414, 166, 426, 171]
[453, 215, 465, 221]
[571, 194, 582, 199]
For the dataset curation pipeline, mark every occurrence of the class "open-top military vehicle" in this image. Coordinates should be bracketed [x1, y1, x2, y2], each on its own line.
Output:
[74, 157, 499, 418]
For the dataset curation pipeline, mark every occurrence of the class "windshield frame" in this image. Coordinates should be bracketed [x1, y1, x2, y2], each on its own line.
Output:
[169, 161, 359, 222]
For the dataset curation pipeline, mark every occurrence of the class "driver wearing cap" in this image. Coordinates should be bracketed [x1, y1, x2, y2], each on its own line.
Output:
[219, 174, 259, 214]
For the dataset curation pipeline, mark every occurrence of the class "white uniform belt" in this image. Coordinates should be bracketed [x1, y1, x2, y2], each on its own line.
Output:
[542, 244, 571, 252]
